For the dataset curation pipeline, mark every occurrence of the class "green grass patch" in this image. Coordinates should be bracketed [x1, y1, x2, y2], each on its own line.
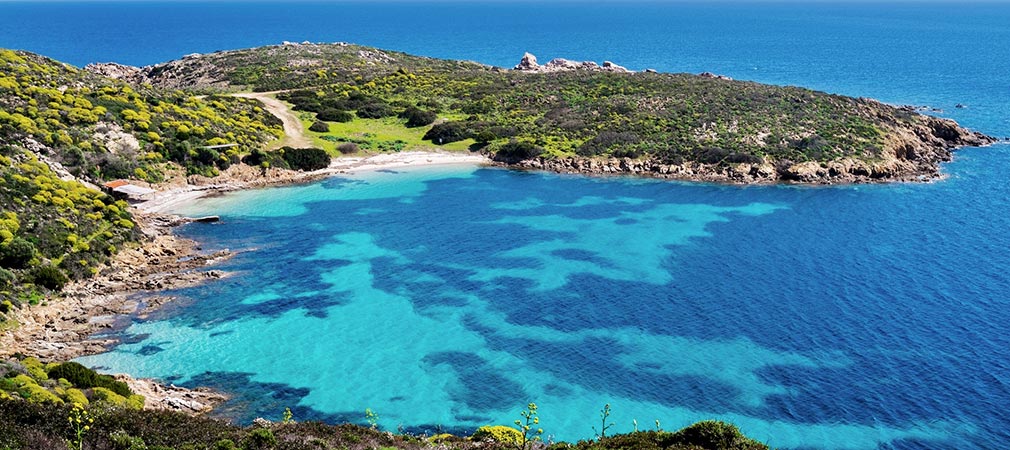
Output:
[298, 112, 476, 156]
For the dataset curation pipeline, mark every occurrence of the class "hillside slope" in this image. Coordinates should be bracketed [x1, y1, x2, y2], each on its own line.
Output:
[100, 42, 995, 183]
[0, 49, 282, 310]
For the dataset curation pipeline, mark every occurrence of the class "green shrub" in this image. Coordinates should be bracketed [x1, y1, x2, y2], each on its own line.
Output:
[0, 268, 14, 288]
[126, 394, 146, 409]
[214, 439, 239, 450]
[0, 300, 13, 314]
[0, 237, 35, 269]
[47, 361, 132, 397]
[110, 430, 148, 450]
[280, 147, 330, 171]
[337, 143, 359, 154]
[20, 357, 47, 381]
[29, 265, 68, 291]
[308, 121, 329, 133]
[399, 107, 437, 128]
[471, 425, 522, 446]
[577, 131, 640, 157]
[356, 102, 394, 119]
[241, 149, 288, 169]
[495, 140, 544, 162]
[10, 374, 62, 404]
[317, 109, 353, 123]
[423, 121, 471, 144]
[670, 420, 767, 449]
[242, 427, 277, 449]
[63, 388, 88, 405]
[93, 386, 128, 405]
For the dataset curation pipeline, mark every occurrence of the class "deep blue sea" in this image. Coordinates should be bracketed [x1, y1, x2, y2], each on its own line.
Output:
[5, 1, 1010, 449]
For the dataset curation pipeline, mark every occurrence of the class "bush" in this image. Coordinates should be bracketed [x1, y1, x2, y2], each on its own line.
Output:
[495, 140, 544, 162]
[29, 265, 68, 291]
[577, 131, 640, 156]
[337, 143, 359, 154]
[63, 388, 88, 405]
[471, 425, 522, 446]
[242, 428, 277, 450]
[47, 362, 132, 398]
[316, 109, 353, 123]
[423, 121, 471, 144]
[399, 107, 437, 128]
[214, 439, 239, 450]
[308, 121, 330, 133]
[241, 149, 288, 170]
[15, 376, 63, 404]
[280, 147, 330, 171]
[0, 237, 35, 269]
[110, 430, 148, 450]
[20, 357, 47, 381]
[356, 103, 394, 119]
[0, 300, 13, 314]
[0, 268, 14, 288]
[670, 420, 767, 449]
[93, 386, 128, 405]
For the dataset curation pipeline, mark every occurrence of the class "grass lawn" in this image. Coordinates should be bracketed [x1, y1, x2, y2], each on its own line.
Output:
[296, 110, 477, 156]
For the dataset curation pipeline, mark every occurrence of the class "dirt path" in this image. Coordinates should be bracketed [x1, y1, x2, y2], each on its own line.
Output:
[233, 92, 312, 149]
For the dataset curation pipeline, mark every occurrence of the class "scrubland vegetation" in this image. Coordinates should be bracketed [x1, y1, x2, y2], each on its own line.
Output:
[0, 49, 285, 307]
[0, 370, 767, 450]
[169, 43, 933, 167]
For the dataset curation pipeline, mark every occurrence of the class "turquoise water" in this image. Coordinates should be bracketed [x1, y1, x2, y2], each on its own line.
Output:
[6, 1, 1010, 448]
[79, 151, 1010, 449]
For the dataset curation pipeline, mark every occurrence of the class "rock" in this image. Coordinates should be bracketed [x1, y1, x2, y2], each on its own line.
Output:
[513, 53, 630, 73]
[93, 122, 140, 154]
[83, 62, 142, 80]
[253, 417, 273, 428]
[162, 396, 207, 413]
[602, 61, 630, 73]
[514, 52, 540, 71]
[645, 68, 658, 73]
[699, 72, 733, 81]
[544, 58, 578, 71]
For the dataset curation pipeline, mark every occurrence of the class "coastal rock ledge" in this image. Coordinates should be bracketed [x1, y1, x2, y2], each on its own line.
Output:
[513, 52, 631, 73]
[494, 115, 995, 184]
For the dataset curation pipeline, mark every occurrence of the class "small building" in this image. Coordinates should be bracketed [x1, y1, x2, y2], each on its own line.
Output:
[103, 180, 156, 201]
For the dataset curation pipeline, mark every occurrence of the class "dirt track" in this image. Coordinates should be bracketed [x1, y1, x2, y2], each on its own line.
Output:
[233, 92, 312, 149]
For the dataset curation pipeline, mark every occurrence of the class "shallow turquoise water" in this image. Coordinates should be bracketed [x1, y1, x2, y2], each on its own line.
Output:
[79, 149, 1010, 448]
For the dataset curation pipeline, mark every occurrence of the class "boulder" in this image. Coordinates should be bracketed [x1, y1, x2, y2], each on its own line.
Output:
[602, 61, 630, 73]
[514, 52, 540, 71]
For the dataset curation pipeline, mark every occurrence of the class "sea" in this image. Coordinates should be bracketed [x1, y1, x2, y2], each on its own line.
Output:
[4, 2, 1010, 449]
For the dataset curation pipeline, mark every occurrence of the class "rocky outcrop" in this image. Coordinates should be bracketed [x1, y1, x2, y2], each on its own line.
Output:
[699, 72, 733, 81]
[83, 62, 142, 81]
[514, 52, 540, 70]
[120, 375, 227, 414]
[0, 212, 233, 362]
[513, 53, 632, 73]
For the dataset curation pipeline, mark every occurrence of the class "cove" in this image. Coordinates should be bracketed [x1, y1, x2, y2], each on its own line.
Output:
[79, 154, 1010, 449]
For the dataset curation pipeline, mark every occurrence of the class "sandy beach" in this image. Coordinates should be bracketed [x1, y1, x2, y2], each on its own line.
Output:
[138, 150, 489, 214]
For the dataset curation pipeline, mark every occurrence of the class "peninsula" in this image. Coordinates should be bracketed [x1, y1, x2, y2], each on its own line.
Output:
[92, 42, 994, 183]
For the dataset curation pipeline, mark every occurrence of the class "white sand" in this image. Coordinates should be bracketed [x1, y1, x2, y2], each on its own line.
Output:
[135, 151, 489, 214]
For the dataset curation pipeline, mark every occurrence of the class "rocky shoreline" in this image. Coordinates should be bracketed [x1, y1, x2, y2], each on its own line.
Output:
[491, 115, 997, 184]
[0, 151, 490, 416]
[0, 210, 232, 413]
